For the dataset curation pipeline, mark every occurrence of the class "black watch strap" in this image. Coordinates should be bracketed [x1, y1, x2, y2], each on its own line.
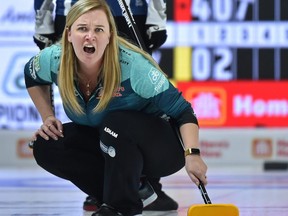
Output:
[184, 148, 200, 156]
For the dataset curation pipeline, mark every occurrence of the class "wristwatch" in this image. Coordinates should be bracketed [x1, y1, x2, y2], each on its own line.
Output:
[184, 148, 201, 157]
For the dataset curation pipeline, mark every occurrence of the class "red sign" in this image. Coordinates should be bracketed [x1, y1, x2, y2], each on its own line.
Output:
[17, 138, 33, 158]
[177, 81, 288, 127]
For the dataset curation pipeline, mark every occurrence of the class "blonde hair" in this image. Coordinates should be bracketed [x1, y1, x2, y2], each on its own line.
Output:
[58, 0, 164, 115]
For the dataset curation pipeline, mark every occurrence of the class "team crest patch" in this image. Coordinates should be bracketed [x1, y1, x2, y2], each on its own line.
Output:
[148, 68, 161, 84]
[33, 53, 41, 73]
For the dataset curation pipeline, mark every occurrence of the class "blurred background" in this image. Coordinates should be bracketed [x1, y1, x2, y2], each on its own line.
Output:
[0, 0, 287, 170]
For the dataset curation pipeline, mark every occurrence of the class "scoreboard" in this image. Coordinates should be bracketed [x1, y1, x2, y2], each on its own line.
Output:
[159, 0, 288, 81]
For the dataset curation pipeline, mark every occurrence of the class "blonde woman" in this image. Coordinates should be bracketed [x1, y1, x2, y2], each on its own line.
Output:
[24, 0, 207, 215]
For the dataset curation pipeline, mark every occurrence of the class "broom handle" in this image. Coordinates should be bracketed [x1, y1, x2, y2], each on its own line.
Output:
[198, 181, 212, 204]
[116, 0, 148, 52]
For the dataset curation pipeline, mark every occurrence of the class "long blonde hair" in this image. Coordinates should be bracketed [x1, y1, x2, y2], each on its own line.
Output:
[58, 0, 164, 115]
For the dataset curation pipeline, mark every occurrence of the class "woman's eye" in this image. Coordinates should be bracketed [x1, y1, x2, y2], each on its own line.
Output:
[95, 28, 104, 32]
[78, 27, 87, 31]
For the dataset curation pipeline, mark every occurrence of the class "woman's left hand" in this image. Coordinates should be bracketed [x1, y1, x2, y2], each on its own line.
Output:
[184, 155, 208, 186]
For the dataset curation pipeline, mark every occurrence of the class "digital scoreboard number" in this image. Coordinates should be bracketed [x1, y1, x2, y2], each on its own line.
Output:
[160, 0, 288, 81]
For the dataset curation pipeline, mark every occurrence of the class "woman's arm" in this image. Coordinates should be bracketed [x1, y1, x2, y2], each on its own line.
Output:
[180, 123, 208, 186]
[27, 85, 54, 121]
[27, 85, 63, 140]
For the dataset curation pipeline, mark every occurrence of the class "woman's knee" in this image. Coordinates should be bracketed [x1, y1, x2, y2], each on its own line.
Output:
[32, 137, 54, 167]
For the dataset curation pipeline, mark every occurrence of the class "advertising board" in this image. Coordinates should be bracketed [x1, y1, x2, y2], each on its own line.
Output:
[178, 81, 288, 127]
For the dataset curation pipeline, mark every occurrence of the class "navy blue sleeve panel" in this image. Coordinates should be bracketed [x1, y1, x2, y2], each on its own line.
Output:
[24, 71, 51, 88]
[34, 0, 45, 11]
[151, 83, 198, 126]
[34, 0, 78, 16]
[176, 108, 199, 127]
[55, 0, 78, 16]
[24, 56, 53, 86]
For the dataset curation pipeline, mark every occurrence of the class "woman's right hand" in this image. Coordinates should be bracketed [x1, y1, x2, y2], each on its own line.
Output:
[33, 115, 64, 141]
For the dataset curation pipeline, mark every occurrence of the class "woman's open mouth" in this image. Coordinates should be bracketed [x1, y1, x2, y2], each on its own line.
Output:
[83, 45, 95, 54]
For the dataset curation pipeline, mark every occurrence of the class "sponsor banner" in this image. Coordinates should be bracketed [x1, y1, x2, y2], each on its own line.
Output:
[199, 128, 288, 165]
[0, 130, 36, 167]
[178, 81, 288, 127]
[0, 47, 69, 129]
[0, 1, 69, 129]
[1, 128, 287, 166]
[0, 99, 69, 129]
[0, 0, 35, 44]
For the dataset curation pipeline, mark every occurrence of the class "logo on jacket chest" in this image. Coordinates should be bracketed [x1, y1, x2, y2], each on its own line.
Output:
[104, 127, 118, 138]
[113, 86, 125, 97]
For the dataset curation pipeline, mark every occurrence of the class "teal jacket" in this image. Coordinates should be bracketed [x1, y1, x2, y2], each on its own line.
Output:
[24, 44, 196, 127]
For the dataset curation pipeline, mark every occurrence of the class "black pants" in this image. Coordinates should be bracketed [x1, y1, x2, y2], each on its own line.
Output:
[33, 111, 185, 215]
